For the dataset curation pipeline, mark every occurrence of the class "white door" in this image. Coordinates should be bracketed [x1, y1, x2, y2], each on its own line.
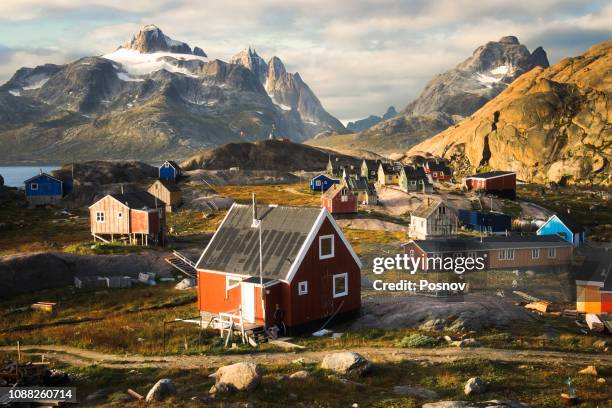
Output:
[241, 283, 256, 323]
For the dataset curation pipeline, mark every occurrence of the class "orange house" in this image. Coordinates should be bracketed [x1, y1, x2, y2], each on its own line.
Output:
[575, 249, 612, 314]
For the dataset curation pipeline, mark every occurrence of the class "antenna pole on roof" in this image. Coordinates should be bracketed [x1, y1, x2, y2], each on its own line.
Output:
[121, 184, 124, 194]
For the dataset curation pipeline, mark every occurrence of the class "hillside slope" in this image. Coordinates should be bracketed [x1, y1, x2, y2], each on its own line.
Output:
[408, 41, 611, 186]
[181, 139, 362, 171]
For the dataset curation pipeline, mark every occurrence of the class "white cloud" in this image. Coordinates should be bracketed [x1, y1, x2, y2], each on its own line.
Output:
[0, 0, 610, 121]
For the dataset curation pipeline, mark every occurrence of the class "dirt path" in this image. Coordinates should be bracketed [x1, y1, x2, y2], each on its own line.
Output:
[2, 345, 610, 370]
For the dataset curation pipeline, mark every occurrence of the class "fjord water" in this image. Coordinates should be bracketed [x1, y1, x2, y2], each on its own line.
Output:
[0, 166, 59, 187]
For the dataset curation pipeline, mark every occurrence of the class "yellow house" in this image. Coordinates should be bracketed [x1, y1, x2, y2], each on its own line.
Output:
[377, 163, 400, 185]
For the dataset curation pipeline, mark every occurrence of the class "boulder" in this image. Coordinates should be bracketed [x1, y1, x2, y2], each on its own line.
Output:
[321, 352, 372, 378]
[175, 278, 196, 290]
[452, 338, 480, 348]
[289, 370, 310, 379]
[214, 362, 262, 392]
[145, 378, 177, 402]
[464, 377, 487, 395]
[392, 385, 439, 399]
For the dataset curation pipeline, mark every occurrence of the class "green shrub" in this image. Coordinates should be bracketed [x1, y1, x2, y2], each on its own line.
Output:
[397, 333, 438, 348]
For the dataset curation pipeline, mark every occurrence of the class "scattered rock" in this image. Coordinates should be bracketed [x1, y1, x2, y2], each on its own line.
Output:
[208, 383, 231, 395]
[244, 403, 255, 408]
[214, 362, 262, 392]
[292, 357, 306, 365]
[452, 338, 480, 348]
[393, 385, 440, 399]
[274, 374, 288, 381]
[289, 370, 310, 379]
[597, 378, 606, 384]
[593, 339, 610, 349]
[464, 377, 487, 396]
[578, 365, 598, 376]
[321, 352, 372, 378]
[175, 278, 196, 290]
[145, 378, 176, 402]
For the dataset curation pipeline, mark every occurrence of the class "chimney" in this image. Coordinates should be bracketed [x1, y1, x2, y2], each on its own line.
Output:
[252, 193, 259, 228]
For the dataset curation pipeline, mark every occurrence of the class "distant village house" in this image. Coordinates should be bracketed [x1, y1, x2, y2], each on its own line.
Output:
[360, 159, 379, 181]
[424, 160, 453, 182]
[345, 176, 378, 205]
[409, 198, 458, 239]
[148, 179, 182, 212]
[321, 182, 358, 214]
[399, 165, 433, 193]
[309, 174, 339, 192]
[537, 214, 585, 247]
[459, 209, 512, 235]
[377, 162, 400, 185]
[24, 172, 67, 206]
[159, 160, 182, 180]
[464, 171, 516, 199]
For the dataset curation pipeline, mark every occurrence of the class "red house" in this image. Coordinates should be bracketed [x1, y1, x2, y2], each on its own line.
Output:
[465, 171, 516, 199]
[424, 160, 453, 182]
[321, 183, 358, 214]
[195, 203, 362, 334]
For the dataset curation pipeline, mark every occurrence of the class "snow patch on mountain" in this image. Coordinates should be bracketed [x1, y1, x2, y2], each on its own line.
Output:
[103, 48, 206, 77]
[116, 71, 145, 82]
[9, 89, 21, 97]
[474, 65, 515, 87]
[269, 94, 291, 111]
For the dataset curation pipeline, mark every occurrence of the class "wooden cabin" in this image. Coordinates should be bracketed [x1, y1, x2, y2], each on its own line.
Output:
[89, 191, 166, 246]
[195, 203, 362, 333]
[402, 235, 573, 271]
[24, 172, 64, 206]
[424, 160, 453, 182]
[148, 179, 182, 212]
[399, 165, 433, 193]
[537, 214, 585, 247]
[377, 163, 400, 185]
[574, 248, 612, 314]
[465, 171, 516, 199]
[360, 159, 378, 181]
[409, 198, 458, 239]
[310, 174, 339, 192]
[321, 183, 358, 214]
[159, 160, 182, 180]
[345, 176, 377, 205]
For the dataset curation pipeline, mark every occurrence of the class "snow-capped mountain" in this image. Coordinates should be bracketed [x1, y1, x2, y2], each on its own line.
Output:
[0, 25, 345, 162]
[308, 36, 549, 154]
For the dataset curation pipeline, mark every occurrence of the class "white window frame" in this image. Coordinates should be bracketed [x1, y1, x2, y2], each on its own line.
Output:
[164, 162, 170, 168]
[226, 276, 241, 291]
[319, 235, 335, 259]
[315, 180, 322, 186]
[341, 194, 348, 202]
[30, 183, 39, 191]
[333, 273, 348, 298]
[548, 247, 557, 258]
[117, 212, 123, 220]
[499, 249, 515, 260]
[467, 252, 477, 259]
[298, 281, 308, 295]
[95, 211, 105, 223]
[532, 248, 540, 259]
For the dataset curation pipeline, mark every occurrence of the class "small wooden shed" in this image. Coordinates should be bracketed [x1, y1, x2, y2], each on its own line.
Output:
[159, 160, 182, 180]
[321, 183, 358, 214]
[89, 191, 166, 246]
[148, 179, 182, 212]
[24, 172, 64, 206]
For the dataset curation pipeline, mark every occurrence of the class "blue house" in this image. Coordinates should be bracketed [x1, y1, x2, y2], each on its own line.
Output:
[310, 174, 339, 192]
[24, 172, 64, 206]
[537, 214, 585, 247]
[159, 161, 182, 180]
[458, 210, 512, 234]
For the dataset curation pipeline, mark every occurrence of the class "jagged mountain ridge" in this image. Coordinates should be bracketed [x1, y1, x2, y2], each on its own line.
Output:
[346, 106, 398, 132]
[0, 25, 344, 163]
[307, 36, 549, 154]
[408, 40, 612, 186]
[230, 49, 346, 135]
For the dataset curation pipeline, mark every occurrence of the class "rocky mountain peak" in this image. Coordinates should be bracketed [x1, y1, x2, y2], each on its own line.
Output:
[230, 47, 268, 83]
[267, 56, 286, 81]
[120, 24, 205, 56]
[499, 35, 520, 45]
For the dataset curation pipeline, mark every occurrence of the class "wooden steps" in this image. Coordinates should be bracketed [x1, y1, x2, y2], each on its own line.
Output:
[165, 251, 197, 277]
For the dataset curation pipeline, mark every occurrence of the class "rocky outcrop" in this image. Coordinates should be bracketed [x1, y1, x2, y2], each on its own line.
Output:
[464, 377, 487, 395]
[423, 401, 528, 408]
[409, 40, 611, 186]
[308, 36, 549, 154]
[145, 378, 177, 402]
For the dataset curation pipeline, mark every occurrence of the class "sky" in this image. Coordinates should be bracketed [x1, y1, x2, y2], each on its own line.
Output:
[0, 0, 610, 123]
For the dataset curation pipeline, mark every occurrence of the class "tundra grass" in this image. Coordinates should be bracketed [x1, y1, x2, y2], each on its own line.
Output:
[1, 353, 609, 407]
[213, 182, 321, 206]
